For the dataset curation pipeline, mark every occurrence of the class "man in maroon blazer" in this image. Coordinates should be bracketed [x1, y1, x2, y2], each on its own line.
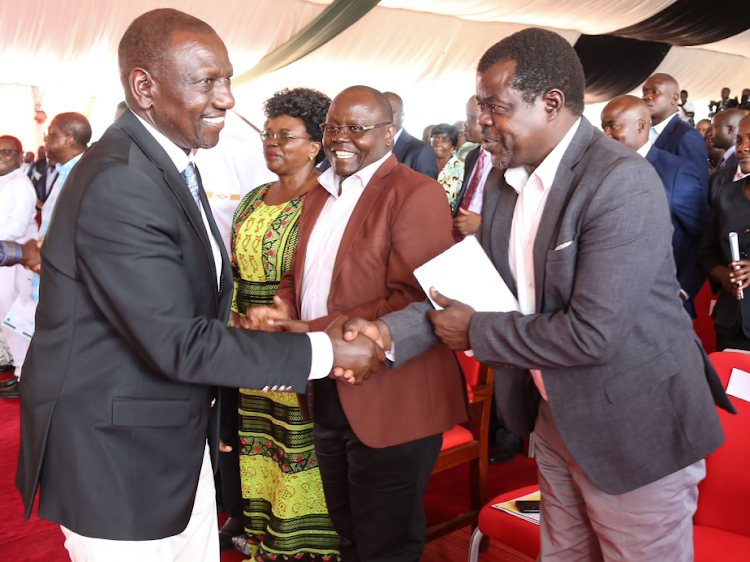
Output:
[249, 85, 467, 561]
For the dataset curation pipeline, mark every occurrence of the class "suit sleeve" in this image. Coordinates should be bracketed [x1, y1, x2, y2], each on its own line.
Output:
[307, 179, 453, 332]
[412, 145, 439, 180]
[75, 165, 312, 392]
[469, 158, 675, 370]
[671, 160, 710, 299]
[676, 131, 710, 188]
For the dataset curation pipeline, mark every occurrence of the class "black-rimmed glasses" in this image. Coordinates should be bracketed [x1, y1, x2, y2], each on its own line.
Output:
[0, 149, 20, 157]
[319, 122, 392, 137]
[260, 132, 312, 143]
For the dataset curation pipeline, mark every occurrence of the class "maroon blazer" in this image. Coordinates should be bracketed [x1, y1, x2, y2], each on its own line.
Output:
[277, 155, 468, 448]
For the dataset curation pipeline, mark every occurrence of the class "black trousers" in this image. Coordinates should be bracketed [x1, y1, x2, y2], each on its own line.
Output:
[312, 379, 442, 562]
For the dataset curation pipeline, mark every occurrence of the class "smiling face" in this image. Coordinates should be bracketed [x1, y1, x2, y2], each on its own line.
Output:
[475, 60, 553, 170]
[0, 139, 22, 176]
[262, 114, 319, 176]
[642, 75, 678, 125]
[139, 30, 234, 151]
[430, 132, 454, 159]
[323, 89, 394, 178]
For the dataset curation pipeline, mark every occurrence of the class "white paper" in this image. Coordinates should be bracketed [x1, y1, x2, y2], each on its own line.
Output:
[2, 294, 36, 341]
[413, 236, 519, 314]
[726, 367, 750, 403]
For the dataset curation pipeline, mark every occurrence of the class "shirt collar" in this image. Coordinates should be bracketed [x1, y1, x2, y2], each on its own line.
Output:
[637, 140, 653, 158]
[132, 110, 194, 173]
[55, 152, 84, 178]
[393, 128, 404, 146]
[735, 163, 750, 182]
[653, 113, 678, 136]
[318, 151, 392, 198]
[504, 118, 582, 194]
[724, 145, 736, 161]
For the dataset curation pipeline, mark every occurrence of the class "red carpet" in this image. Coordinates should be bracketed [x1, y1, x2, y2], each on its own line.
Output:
[1, 397, 536, 561]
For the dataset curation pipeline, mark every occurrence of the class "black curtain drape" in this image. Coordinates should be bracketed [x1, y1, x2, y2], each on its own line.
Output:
[613, 0, 750, 46]
[575, 35, 672, 103]
[233, 0, 381, 87]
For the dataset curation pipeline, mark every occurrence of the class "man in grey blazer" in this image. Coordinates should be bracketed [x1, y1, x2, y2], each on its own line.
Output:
[15, 9, 381, 562]
[344, 29, 735, 561]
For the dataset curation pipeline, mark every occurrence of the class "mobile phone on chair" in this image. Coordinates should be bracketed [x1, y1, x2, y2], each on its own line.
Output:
[515, 500, 540, 514]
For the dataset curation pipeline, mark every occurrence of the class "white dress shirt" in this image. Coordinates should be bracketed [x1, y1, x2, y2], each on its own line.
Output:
[133, 112, 332, 383]
[504, 118, 582, 401]
[636, 140, 652, 158]
[301, 151, 392, 322]
[0, 168, 37, 242]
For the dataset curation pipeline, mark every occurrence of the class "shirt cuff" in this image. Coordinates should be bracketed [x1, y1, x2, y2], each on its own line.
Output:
[680, 289, 690, 302]
[306, 331, 333, 380]
[384, 341, 395, 362]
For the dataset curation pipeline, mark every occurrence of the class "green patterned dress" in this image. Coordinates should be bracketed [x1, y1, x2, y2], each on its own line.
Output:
[231, 183, 340, 562]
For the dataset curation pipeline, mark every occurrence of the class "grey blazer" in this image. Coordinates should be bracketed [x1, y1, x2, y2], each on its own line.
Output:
[16, 111, 313, 540]
[384, 117, 734, 495]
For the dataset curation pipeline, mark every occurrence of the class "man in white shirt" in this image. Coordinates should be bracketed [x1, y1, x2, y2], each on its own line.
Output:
[678, 89, 695, 125]
[0, 135, 37, 395]
[16, 10, 382, 562]
[346, 28, 733, 562]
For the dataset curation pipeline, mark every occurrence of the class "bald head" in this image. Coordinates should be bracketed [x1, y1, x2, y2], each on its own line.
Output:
[643, 73, 680, 125]
[464, 96, 481, 143]
[118, 9, 216, 100]
[601, 95, 651, 152]
[712, 108, 749, 150]
[383, 91, 404, 131]
[53, 112, 92, 148]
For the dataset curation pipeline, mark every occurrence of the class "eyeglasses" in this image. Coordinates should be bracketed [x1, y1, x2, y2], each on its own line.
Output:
[260, 132, 312, 143]
[0, 149, 20, 157]
[319, 122, 391, 137]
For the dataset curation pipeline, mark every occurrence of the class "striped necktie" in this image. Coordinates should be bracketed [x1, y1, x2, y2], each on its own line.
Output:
[181, 162, 202, 210]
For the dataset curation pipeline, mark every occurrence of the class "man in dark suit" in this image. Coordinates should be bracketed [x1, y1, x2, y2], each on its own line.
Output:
[384, 91, 439, 179]
[711, 108, 748, 171]
[345, 29, 735, 561]
[601, 95, 709, 317]
[249, 86, 467, 562]
[15, 9, 381, 561]
[643, 73, 710, 189]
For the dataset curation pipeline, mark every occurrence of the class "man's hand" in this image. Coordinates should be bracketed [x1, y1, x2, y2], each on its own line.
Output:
[452, 208, 481, 236]
[268, 318, 311, 333]
[325, 316, 385, 385]
[243, 296, 290, 332]
[219, 439, 232, 453]
[342, 318, 392, 351]
[426, 287, 475, 351]
[20, 239, 41, 272]
[729, 260, 750, 299]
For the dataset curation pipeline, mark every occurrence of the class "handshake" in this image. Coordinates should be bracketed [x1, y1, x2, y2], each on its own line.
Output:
[236, 297, 394, 386]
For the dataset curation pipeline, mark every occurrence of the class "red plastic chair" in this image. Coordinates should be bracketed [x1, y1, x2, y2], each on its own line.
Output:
[426, 352, 494, 542]
[467, 351, 750, 561]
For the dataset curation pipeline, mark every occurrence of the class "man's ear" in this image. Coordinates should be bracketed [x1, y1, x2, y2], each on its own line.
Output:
[544, 89, 565, 121]
[385, 124, 396, 148]
[637, 118, 646, 134]
[129, 68, 156, 111]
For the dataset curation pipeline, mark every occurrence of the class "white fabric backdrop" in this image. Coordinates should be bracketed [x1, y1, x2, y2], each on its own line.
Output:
[0, 0, 748, 152]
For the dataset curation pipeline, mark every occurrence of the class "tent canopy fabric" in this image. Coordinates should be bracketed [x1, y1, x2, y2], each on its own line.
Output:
[2, 0, 749, 152]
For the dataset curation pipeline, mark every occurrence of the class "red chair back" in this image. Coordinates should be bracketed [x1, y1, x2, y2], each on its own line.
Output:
[696, 352, 750, 537]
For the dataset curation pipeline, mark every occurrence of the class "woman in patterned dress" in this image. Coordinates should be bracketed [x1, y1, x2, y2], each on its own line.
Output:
[430, 122, 465, 210]
[230, 88, 338, 562]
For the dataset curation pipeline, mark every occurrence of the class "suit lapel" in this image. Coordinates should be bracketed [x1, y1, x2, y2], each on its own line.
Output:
[654, 115, 676, 150]
[484, 168, 518, 297]
[328, 156, 394, 291]
[293, 185, 328, 311]
[532, 118, 595, 309]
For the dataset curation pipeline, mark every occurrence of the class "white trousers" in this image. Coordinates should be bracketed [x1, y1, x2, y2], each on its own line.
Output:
[62, 444, 219, 562]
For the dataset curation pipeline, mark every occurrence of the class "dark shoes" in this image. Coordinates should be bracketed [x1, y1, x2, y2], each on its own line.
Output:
[488, 432, 522, 464]
[0, 364, 14, 374]
[0, 377, 19, 399]
[218, 516, 244, 552]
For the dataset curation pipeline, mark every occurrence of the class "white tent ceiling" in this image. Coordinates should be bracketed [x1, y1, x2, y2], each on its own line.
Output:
[1, 0, 749, 153]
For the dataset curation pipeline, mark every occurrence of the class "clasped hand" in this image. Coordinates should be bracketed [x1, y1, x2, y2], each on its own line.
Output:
[727, 260, 750, 300]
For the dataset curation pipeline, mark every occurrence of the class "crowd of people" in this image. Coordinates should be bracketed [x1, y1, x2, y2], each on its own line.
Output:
[0, 7, 747, 562]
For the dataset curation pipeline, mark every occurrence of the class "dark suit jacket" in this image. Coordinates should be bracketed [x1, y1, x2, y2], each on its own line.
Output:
[452, 145, 481, 217]
[276, 155, 467, 448]
[698, 177, 750, 336]
[16, 111, 313, 540]
[654, 114, 710, 188]
[709, 165, 737, 206]
[384, 118, 734, 495]
[718, 151, 738, 171]
[646, 146, 709, 316]
[392, 129, 439, 179]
